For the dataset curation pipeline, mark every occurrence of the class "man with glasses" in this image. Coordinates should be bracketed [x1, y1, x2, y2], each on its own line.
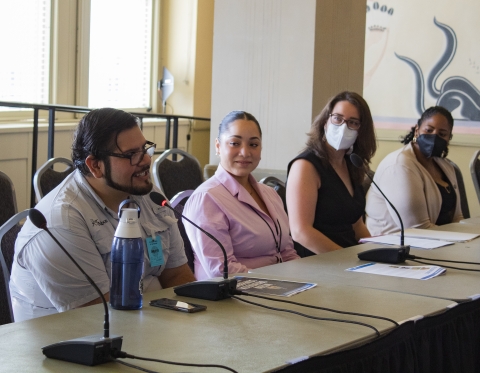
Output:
[10, 108, 195, 321]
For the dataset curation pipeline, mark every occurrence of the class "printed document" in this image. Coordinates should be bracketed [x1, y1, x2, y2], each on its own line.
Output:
[346, 262, 446, 280]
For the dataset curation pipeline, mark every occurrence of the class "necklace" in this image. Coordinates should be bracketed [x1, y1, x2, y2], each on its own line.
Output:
[245, 184, 255, 195]
[437, 181, 451, 194]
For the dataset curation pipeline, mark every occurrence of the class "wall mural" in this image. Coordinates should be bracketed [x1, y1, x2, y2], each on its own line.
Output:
[396, 19, 480, 120]
[364, 0, 480, 134]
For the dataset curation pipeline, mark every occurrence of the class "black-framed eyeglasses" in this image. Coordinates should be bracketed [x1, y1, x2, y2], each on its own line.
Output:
[101, 141, 156, 166]
[329, 114, 361, 130]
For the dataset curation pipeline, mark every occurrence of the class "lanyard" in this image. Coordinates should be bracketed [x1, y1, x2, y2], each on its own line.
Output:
[249, 206, 283, 262]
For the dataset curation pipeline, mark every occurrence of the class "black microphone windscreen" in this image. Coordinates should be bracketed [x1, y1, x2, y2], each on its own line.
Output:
[349, 153, 364, 169]
[29, 208, 47, 229]
[150, 191, 167, 206]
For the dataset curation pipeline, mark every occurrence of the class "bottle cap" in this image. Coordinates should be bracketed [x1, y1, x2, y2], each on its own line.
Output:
[115, 208, 142, 238]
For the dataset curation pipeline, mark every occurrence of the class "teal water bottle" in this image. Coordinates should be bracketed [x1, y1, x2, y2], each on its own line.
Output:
[110, 200, 144, 310]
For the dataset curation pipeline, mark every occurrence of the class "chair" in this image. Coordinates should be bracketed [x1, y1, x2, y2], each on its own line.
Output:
[253, 168, 287, 183]
[0, 209, 29, 325]
[361, 169, 375, 222]
[152, 149, 203, 200]
[447, 159, 470, 219]
[0, 171, 18, 228]
[203, 164, 218, 180]
[170, 190, 195, 273]
[362, 169, 375, 195]
[259, 176, 287, 213]
[33, 157, 74, 201]
[470, 149, 480, 203]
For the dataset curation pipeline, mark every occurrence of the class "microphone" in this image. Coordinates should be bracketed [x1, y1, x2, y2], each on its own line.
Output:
[28, 208, 123, 366]
[149, 192, 237, 301]
[349, 154, 411, 264]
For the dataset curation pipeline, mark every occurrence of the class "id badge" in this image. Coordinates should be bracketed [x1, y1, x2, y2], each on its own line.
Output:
[146, 234, 164, 267]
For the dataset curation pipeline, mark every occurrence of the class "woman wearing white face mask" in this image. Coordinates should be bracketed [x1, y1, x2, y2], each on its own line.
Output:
[286, 91, 377, 256]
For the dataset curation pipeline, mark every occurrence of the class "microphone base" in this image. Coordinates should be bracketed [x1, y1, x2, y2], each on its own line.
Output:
[42, 334, 123, 366]
[357, 246, 411, 264]
[174, 279, 237, 301]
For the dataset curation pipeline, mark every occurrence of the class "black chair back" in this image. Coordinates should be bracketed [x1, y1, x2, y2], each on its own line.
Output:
[470, 149, 480, 203]
[170, 190, 195, 273]
[447, 159, 470, 219]
[362, 169, 375, 195]
[0, 209, 29, 325]
[362, 169, 375, 222]
[0, 171, 17, 228]
[259, 176, 287, 213]
[34, 157, 74, 201]
[153, 149, 203, 200]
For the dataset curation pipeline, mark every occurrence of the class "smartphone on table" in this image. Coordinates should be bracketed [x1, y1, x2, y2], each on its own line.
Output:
[149, 298, 207, 313]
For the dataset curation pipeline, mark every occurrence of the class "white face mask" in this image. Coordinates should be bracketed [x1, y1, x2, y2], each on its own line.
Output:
[325, 122, 358, 151]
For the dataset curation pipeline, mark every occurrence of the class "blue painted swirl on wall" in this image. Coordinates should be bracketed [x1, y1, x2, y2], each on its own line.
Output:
[395, 18, 480, 121]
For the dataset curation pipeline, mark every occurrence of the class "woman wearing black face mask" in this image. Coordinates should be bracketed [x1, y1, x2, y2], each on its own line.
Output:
[365, 106, 463, 236]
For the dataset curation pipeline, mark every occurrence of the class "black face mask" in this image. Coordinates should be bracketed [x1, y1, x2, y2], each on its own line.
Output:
[416, 134, 448, 158]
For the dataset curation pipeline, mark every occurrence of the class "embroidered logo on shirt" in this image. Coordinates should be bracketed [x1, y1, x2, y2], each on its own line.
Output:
[90, 218, 108, 227]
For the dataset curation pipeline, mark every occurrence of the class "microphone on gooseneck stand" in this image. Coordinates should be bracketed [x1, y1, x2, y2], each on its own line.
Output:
[350, 154, 480, 271]
[150, 195, 397, 341]
[28, 209, 123, 366]
[349, 153, 411, 264]
[149, 191, 237, 301]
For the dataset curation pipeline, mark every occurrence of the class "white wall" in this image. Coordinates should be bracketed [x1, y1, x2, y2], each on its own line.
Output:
[210, 0, 316, 170]
[210, 0, 366, 170]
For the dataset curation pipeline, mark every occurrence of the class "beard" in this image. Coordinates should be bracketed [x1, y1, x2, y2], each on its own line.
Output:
[104, 157, 153, 196]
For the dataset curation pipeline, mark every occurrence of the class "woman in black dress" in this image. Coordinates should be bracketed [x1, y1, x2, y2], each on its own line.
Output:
[286, 91, 377, 256]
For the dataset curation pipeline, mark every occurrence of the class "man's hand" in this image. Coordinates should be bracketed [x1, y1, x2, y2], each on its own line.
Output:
[159, 263, 195, 288]
[80, 292, 110, 308]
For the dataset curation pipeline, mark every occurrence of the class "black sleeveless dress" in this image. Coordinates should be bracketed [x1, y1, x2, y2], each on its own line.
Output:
[287, 150, 366, 256]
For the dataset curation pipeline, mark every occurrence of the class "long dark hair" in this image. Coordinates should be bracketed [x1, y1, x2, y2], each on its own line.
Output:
[305, 91, 377, 185]
[401, 106, 454, 157]
[72, 108, 140, 175]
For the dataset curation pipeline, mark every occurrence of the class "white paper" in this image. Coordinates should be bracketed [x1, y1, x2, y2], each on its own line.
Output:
[398, 229, 479, 242]
[359, 235, 453, 249]
[460, 217, 480, 225]
[346, 262, 446, 280]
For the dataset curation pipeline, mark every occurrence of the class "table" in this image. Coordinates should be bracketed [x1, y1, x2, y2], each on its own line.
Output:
[460, 216, 480, 225]
[0, 278, 453, 373]
[251, 238, 480, 303]
[250, 229, 480, 372]
[431, 221, 480, 234]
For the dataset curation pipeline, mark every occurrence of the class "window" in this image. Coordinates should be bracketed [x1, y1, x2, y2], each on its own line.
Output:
[88, 0, 153, 109]
[0, 0, 51, 109]
[0, 0, 156, 117]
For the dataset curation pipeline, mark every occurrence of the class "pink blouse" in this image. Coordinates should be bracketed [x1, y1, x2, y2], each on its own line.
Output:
[183, 165, 299, 280]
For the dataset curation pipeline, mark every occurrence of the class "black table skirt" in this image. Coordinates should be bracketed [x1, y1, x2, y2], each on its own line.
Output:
[272, 298, 480, 373]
